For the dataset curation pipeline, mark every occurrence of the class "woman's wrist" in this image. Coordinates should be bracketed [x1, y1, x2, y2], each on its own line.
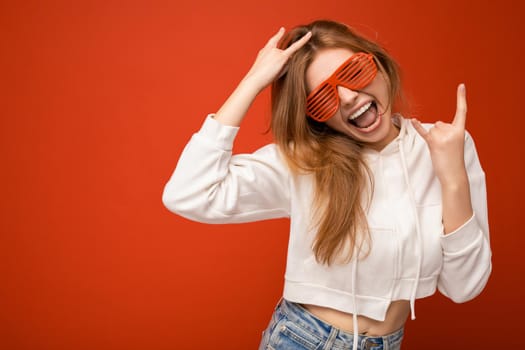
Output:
[439, 172, 469, 192]
[239, 72, 271, 95]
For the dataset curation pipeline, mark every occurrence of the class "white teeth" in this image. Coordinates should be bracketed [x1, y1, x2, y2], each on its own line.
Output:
[348, 102, 372, 121]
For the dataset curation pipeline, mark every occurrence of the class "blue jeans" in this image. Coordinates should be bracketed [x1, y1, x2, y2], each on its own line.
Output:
[259, 299, 404, 350]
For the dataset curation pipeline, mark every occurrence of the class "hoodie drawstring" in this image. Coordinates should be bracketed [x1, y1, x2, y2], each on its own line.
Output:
[398, 139, 423, 320]
[351, 244, 359, 350]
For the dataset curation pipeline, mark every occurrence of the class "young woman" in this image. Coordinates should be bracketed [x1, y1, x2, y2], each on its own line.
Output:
[162, 20, 492, 350]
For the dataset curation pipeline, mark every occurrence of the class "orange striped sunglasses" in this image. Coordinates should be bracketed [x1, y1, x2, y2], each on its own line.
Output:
[306, 52, 377, 122]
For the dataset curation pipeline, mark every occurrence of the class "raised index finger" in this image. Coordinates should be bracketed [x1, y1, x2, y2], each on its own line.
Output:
[453, 83, 467, 128]
[284, 31, 312, 55]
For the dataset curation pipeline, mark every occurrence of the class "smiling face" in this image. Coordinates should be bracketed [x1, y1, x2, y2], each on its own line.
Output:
[305, 48, 399, 151]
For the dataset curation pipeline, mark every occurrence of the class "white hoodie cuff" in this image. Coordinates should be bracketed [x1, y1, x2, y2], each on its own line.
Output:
[196, 114, 240, 151]
[440, 213, 482, 253]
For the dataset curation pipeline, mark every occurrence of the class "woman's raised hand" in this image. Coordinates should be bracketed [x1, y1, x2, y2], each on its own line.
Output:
[214, 28, 311, 126]
[244, 28, 312, 92]
[411, 84, 468, 186]
[412, 84, 473, 233]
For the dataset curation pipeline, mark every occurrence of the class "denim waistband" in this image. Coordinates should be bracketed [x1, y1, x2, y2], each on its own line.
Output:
[277, 298, 404, 349]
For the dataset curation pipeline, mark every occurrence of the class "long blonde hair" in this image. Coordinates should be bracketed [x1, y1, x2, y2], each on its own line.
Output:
[271, 20, 403, 265]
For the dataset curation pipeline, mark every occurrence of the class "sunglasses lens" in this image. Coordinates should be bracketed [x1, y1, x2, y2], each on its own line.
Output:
[306, 83, 338, 121]
[337, 54, 376, 89]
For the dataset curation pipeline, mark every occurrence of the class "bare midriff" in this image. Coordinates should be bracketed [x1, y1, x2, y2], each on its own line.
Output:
[302, 300, 410, 336]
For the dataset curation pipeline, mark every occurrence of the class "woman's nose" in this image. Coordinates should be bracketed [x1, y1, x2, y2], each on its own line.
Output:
[337, 85, 359, 106]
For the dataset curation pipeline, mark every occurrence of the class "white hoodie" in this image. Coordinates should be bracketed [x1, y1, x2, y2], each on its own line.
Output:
[162, 114, 492, 323]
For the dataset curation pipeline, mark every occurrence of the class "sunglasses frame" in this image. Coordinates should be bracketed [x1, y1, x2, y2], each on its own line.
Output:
[306, 52, 378, 122]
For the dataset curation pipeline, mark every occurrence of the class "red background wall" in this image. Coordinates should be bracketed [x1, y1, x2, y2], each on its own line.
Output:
[1, 0, 524, 349]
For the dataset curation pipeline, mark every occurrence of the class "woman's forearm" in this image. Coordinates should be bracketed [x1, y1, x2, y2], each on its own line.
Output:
[213, 77, 263, 127]
[440, 171, 474, 234]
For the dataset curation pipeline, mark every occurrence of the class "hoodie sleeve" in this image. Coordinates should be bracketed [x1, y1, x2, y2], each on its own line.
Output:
[162, 115, 291, 224]
[437, 131, 492, 302]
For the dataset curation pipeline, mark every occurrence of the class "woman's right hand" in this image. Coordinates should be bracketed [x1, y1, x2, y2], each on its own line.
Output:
[243, 27, 312, 92]
[214, 28, 311, 126]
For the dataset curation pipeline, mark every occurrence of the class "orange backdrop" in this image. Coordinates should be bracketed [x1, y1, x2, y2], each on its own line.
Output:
[2, 0, 524, 349]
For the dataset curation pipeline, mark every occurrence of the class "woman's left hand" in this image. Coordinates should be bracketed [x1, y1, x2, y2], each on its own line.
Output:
[411, 84, 468, 186]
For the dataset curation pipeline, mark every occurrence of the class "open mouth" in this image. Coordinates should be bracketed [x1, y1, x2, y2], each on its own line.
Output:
[348, 101, 378, 129]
